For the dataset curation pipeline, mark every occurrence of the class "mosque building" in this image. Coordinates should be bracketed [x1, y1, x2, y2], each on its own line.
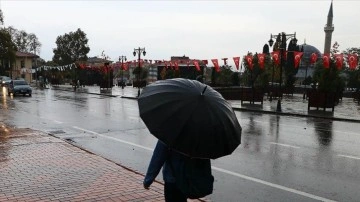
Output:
[295, 0, 334, 83]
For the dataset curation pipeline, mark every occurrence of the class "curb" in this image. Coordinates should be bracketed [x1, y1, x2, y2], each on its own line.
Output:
[233, 107, 360, 123]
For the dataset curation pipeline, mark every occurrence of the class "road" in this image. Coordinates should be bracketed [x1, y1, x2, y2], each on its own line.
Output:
[1, 87, 360, 202]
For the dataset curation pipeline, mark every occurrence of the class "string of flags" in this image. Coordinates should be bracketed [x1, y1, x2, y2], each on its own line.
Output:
[36, 52, 359, 74]
[243, 51, 358, 70]
[37, 63, 76, 71]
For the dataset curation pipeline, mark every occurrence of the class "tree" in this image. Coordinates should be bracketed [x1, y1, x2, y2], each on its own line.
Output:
[0, 9, 4, 25]
[241, 52, 270, 90]
[6, 26, 42, 54]
[53, 28, 90, 65]
[0, 29, 17, 75]
[216, 66, 233, 86]
[312, 42, 345, 93]
[340, 47, 360, 90]
[284, 38, 301, 91]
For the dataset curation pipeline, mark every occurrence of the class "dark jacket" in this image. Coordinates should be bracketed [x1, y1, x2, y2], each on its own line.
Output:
[143, 141, 185, 187]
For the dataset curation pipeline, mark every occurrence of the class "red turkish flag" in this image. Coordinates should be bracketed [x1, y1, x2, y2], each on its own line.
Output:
[323, 53, 330, 68]
[310, 53, 318, 64]
[294, 52, 303, 68]
[257, 54, 265, 69]
[211, 59, 220, 72]
[193, 60, 201, 71]
[348, 54, 358, 70]
[174, 61, 179, 70]
[123, 63, 129, 71]
[169, 61, 173, 69]
[233, 57, 240, 70]
[164, 61, 168, 69]
[245, 55, 254, 70]
[271, 51, 280, 65]
[334, 54, 344, 70]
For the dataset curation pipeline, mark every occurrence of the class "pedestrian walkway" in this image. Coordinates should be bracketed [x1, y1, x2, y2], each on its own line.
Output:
[51, 84, 360, 122]
[0, 125, 206, 202]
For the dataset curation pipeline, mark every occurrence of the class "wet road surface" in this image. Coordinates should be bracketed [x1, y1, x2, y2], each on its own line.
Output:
[1, 86, 360, 202]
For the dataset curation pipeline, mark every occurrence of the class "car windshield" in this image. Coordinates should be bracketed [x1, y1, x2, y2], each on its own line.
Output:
[14, 80, 28, 85]
[2, 76, 11, 81]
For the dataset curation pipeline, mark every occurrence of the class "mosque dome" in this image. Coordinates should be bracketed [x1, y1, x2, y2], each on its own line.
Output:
[296, 44, 322, 79]
[299, 44, 322, 67]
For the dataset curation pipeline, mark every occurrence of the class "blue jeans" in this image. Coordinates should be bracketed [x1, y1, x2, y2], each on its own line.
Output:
[164, 182, 187, 202]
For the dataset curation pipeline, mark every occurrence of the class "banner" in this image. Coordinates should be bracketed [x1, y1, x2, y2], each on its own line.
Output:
[348, 54, 358, 70]
[245, 55, 254, 70]
[233, 57, 240, 70]
[310, 52, 318, 64]
[271, 51, 280, 65]
[211, 59, 220, 72]
[257, 54, 265, 69]
[334, 54, 343, 70]
[323, 53, 330, 68]
[294, 52, 303, 68]
[174, 61, 179, 70]
[193, 60, 201, 71]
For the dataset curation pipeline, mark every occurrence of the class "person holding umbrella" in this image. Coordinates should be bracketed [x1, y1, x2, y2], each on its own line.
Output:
[143, 140, 188, 201]
[139, 78, 242, 200]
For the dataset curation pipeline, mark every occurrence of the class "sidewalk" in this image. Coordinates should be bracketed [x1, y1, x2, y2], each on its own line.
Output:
[51, 84, 360, 122]
[0, 126, 206, 202]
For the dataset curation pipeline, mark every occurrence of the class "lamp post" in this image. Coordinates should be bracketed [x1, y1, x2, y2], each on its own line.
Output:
[268, 32, 297, 112]
[119, 55, 127, 89]
[303, 59, 309, 99]
[133, 47, 146, 97]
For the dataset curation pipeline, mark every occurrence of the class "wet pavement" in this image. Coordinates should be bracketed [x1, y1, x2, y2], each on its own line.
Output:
[51, 84, 360, 122]
[1, 84, 359, 201]
[0, 126, 206, 202]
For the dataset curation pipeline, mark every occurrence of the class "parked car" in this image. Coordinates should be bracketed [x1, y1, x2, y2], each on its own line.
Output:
[8, 80, 32, 96]
[0, 76, 12, 87]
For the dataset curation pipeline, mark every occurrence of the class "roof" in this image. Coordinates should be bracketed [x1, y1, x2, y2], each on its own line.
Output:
[298, 43, 322, 69]
[16, 51, 39, 58]
[328, 1, 333, 18]
[87, 57, 112, 64]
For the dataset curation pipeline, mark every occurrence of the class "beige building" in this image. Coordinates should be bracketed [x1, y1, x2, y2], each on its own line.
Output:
[12, 51, 39, 83]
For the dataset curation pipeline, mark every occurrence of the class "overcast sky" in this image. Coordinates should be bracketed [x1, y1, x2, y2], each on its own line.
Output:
[1, 0, 359, 68]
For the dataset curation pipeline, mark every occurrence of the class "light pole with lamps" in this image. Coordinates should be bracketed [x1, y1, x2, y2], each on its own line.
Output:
[268, 32, 297, 112]
[118, 55, 127, 89]
[133, 47, 146, 97]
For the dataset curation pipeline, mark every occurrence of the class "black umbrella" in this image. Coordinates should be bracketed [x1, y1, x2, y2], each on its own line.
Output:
[138, 78, 242, 159]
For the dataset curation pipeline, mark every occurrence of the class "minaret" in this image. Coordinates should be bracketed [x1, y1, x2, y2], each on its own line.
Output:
[324, 0, 334, 54]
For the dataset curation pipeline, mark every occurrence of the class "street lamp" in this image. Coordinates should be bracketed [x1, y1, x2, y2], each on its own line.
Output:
[133, 47, 146, 97]
[119, 55, 127, 89]
[268, 32, 297, 112]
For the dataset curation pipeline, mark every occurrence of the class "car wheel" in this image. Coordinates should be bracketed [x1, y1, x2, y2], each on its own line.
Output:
[29, 94, 32, 97]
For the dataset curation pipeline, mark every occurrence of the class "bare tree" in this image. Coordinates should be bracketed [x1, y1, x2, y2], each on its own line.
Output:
[0, 9, 4, 25]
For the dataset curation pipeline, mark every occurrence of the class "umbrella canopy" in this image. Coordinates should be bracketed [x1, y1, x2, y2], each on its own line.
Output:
[138, 78, 242, 159]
